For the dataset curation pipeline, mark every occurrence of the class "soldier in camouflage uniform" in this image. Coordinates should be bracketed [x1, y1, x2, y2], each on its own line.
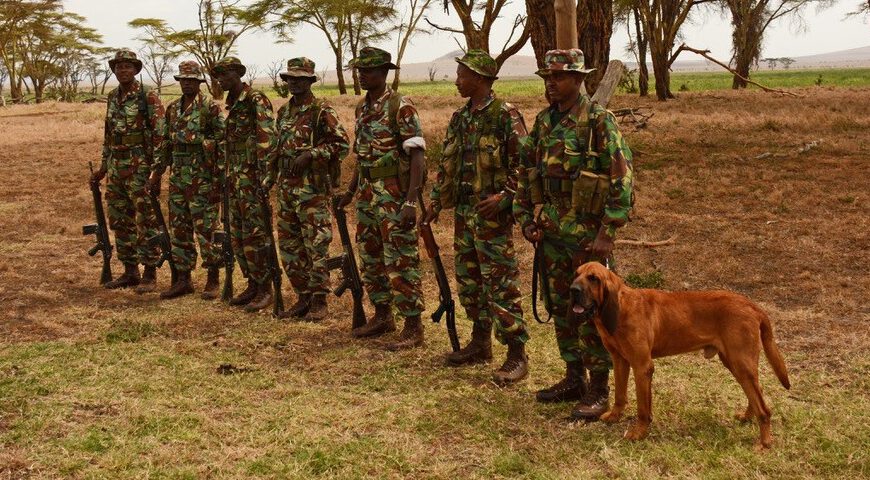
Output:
[147, 61, 225, 300]
[210, 57, 278, 312]
[264, 58, 349, 321]
[89, 50, 165, 293]
[337, 47, 427, 350]
[513, 49, 633, 420]
[425, 50, 529, 384]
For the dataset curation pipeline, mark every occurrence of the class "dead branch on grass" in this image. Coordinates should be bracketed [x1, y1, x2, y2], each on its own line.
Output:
[611, 107, 654, 129]
[747, 139, 822, 160]
[615, 236, 677, 247]
[672, 44, 799, 98]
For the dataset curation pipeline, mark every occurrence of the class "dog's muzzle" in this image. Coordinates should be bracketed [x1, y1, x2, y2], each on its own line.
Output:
[570, 284, 595, 319]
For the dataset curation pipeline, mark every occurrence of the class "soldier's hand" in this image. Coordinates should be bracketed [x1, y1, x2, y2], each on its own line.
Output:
[475, 194, 502, 220]
[522, 222, 542, 243]
[399, 204, 417, 229]
[424, 204, 440, 224]
[89, 168, 106, 188]
[337, 190, 354, 208]
[147, 172, 161, 196]
[290, 151, 313, 176]
[588, 226, 614, 260]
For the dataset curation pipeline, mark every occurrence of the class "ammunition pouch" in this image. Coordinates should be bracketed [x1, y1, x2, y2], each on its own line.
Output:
[111, 131, 145, 147]
[571, 170, 610, 217]
[360, 163, 399, 182]
[172, 143, 203, 155]
[226, 141, 248, 154]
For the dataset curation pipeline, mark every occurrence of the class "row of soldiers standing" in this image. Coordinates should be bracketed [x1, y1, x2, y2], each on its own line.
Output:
[88, 46, 633, 421]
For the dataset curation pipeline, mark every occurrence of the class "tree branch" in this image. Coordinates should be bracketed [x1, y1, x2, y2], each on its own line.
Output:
[424, 17, 464, 33]
[673, 44, 799, 97]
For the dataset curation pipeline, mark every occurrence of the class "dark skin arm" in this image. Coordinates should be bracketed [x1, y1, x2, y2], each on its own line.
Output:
[289, 150, 313, 176]
[399, 148, 425, 228]
[337, 169, 360, 208]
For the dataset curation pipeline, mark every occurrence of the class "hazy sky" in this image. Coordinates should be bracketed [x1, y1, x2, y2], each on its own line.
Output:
[65, 0, 869, 72]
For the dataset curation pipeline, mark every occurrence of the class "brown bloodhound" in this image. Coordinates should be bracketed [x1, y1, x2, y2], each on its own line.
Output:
[570, 262, 791, 449]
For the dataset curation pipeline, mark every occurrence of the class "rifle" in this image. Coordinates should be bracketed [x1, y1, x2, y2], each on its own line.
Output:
[325, 195, 367, 329]
[416, 190, 460, 352]
[257, 187, 284, 317]
[213, 166, 234, 302]
[83, 162, 113, 284]
[147, 192, 178, 285]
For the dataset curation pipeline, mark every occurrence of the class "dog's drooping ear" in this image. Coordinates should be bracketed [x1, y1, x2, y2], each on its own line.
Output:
[600, 275, 619, 335]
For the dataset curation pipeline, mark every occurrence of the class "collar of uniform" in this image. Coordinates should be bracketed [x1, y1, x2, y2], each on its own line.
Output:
[226, 83, 252, 111]
[548, 94, 587, 127]
[178, 92, 204, 115]
[290, 93, 316, 110]
[364, 87, 393, 112]
[466, 90, 496, 114]
[117, 80, 143, 104]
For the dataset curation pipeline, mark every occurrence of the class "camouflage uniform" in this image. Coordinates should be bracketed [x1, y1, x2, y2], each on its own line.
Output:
[101, 50, 165, 269]
[154, 61, 225, 273]
[352, 48, 425, 319]
[268, 58, 349, 297]
[431, 51, 528, 346]
[514, 50, 633, 373]
[213, 57, 277, 286]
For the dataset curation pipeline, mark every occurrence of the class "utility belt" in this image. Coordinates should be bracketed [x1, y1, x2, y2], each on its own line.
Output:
[226, 141, 248, 154]
[537, 170, 610, 216]
[110, 131, 145, 147]
[456, 183, 499, 205]
[172, 143, 203, 155]
[359, 163, 399, 182]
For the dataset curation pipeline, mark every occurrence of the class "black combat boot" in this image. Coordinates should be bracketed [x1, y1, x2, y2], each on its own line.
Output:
[571, 370, 610, 421]
[536, 362, 587, 403]
[491, 340, 528, 385]
[278, 293, 312, 319]
[104, 263, 140, 290]
[446, 320, 493, 366]
[134, 265, 158, 294]
[305, 294, 328, 322]
[229, 279, 257, 306]
[244, 281, 274, 313]
[200, 267, 220, 300]
[352, 304, 395, 338]
[160, 270, 194, 299]
[385, 315, 424, 351]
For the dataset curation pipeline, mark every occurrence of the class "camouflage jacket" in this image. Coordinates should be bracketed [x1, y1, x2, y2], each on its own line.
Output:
[353, 87, 424, 170]
[223, 83, 276, 177]
[101, 81, 165, 173]
[514, 94, 633, 237]
[431, 91, 527, 211]
[268, 94, 349, 186]
[154, 92, 225, 174]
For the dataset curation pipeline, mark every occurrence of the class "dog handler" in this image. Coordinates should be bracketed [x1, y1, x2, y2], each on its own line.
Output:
[513, 49, 634, 420]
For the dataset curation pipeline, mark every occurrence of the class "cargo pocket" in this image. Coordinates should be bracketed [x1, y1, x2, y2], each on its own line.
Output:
[571, 170, 610, 217]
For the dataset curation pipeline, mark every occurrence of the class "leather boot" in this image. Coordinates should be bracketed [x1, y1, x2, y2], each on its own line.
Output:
[352, 304, 395, 338]
[200, 267, 220, 300]
[385, 315, 424, 351]
[229, 279, 257, 306]
[536, 362, 588, 403]
[104, 263, 140, 290]
[491, 340, 528, 385]
[445, 320, 493, 366]
[134, 265, 158, 294]
[160, 270, 194, 299]
[305, 294, 328, 322]
[244, 281, 274, 313]
[571, 370, 610, 421]
[278, 293, 312, 319]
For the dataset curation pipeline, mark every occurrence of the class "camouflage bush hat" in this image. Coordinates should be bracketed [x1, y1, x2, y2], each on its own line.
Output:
[108, 49, 143, 74]
[280, 57, 318, 81]
[535, 48, 595, 77]
[210, 57, 247, 77]
[455, 49, 499, 79]
[173, 61, 206, 82]
[349, 47, 398, 70]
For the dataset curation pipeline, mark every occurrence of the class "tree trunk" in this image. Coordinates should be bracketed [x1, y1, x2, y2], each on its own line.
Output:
[351, 67, 361, 95]
[729, 4, 764, 90]
[650, 46, 672, 101]
[525, 0, 556, 68]
[391, 69, 401, 91]
[633, 7, 649, 97]
[34, 79, 44, 104]
[335, 49, 348, 95]
[577, 0, 612, 94]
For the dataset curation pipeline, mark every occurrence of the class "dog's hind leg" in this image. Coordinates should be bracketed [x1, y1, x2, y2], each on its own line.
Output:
[600, 354, 629, 423]
[719, 352, 754, 423]
[624, 360, 654, 441]
[732, 358, 773, 450]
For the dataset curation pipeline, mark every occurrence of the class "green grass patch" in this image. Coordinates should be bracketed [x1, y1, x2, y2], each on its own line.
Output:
[625, 270, 666, 289]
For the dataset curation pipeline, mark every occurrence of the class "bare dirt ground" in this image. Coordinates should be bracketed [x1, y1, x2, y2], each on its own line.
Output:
[0, 87, 868, 478]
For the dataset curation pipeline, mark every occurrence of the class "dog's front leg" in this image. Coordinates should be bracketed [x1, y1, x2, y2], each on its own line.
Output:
[600, 355, 629, 423]
[624, 361, 654, 441]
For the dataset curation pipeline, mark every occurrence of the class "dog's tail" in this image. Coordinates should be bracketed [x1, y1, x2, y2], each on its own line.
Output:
[760, 311, 791, 390]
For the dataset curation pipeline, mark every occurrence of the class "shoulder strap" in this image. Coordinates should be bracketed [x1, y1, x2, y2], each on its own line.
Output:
[310, 99, 324, 147]
[138, 84, 151, 130]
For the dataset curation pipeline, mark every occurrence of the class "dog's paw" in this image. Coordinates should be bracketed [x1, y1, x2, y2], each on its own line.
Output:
[754, 440, 772, 452]
[623, 423, 649, 441]
[600, 410, 622, 424]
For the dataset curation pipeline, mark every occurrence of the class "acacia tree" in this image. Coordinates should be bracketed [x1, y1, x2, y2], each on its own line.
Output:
[0, 63, 8, 105]
[267, 60, 290, 97]
[426, 0, 530, 68]
[139, 44, 179, 93]
[347, 0, 398, 94]
[130, 0, 269, 99]
[0, 0, 63, 102]
[392, 0, 434, 90]
[615, 1, 650, 96]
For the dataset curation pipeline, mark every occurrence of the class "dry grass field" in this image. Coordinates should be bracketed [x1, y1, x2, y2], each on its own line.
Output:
[1, 86, 868, 479]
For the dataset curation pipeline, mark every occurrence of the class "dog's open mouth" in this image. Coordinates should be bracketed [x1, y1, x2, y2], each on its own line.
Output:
[572, 304, 586, 315]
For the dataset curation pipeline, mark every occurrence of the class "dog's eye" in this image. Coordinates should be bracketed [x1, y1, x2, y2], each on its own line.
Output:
[588, 275, 599, 283]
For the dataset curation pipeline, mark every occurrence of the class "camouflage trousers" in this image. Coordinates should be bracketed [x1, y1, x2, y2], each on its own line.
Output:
[277, 180, 333, 295]
[105, 157, 160, 267]
[537, 204, 611, 372]
[454, 203, 527, 344]
[228, 162, 269, 284]
[167, 155, 221, 272]
[355, 177, 424, 318]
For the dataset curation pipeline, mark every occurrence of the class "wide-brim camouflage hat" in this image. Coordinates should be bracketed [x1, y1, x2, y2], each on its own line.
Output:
[455, 49, 499, 79]
[280, 57, 318, 80]
[210, 57, 247, 77]
[535, 48, 595, 77]
[108, 49, 143, 74]
[173, 61, 206, 82]
[349, 47, 398, 70]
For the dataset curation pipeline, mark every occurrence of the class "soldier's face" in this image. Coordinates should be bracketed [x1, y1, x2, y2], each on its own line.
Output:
[180, 79, 202, 97]
[544, 71, 584, 103]
[113, 62, 137, 84]
[358, 67, 388, 91]
[286, 76, 314, 97]
[214, 70, 241, 91]
[455, 64, 486, 98]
